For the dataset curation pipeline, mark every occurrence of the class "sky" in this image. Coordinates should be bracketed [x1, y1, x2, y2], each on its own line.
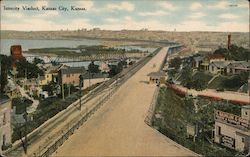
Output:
[1, 0, 249, 32]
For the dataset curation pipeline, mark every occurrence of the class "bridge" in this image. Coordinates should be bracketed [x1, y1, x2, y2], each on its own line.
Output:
[4, 45, 195, 157]
[24, 52, 148, 64]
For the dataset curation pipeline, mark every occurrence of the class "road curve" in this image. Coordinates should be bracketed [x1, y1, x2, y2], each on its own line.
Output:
[53, 47, 197, 156]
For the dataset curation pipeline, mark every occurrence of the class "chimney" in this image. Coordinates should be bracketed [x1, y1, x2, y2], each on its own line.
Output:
[227, 34, 231, 49]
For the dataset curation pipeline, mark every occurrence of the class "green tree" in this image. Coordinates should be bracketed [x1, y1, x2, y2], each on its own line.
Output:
[223, 71, 249, 89]
[88, 61, 100, 74]
[0, 55, 12, 93]
[181, 66, 192, 88]
[214, 45, 250, 61]
[16, 58, 44, 79]
[42, 81, 58, 96]
[169, 57, 182, 70]
[108, 61, 124, 77]
[191, 77, 207, 91]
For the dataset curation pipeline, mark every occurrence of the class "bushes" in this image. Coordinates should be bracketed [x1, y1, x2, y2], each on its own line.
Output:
[152, 87, 238, 156]
[12, 97, 33, 114]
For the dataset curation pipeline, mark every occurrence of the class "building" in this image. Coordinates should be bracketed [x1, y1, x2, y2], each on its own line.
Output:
[192, 56, 205, 69]
[201, 54, 225, 71]
[209, 61, 229, 75]
[226, 61, 250, 75]
[99, 62, 110, 73]
[39, 64, 69, 86]
[214, 106, 250, 153]
[10, 45, 24, 68]
[148, 71, 166, 84]
[81, 73, 109, 89]
[0, 95, 12, 154]
[58, 67, 86, 86]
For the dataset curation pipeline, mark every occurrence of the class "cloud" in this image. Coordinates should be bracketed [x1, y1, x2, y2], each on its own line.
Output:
[106, 18, 119, 23]
[138, 10, 168, 16]
[158, 2, 178, 11]
[2, 18, 93, 31]
[35, 11, 59, 18]
[207, 1, 230, 10]
[219, 13, 239, 19]
[189, 12, 205, 19]
[77, 1, 94, 10]
[107, 2, 134, 12]
[190, 2, 202, 11]
[35, 0, 48, 7]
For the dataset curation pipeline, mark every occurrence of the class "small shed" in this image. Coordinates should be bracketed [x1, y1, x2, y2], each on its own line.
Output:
[148, 71, 166, 84]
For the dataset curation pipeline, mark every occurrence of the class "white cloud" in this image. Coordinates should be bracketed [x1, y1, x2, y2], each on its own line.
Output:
[219, 13, 239, 19]
[35, 11, 59, 18]
[139, 10, 168, 16]
[189, 12, 205, 19]
[106, 18, 118, 23]
[107, 2, 134, 12]
[237, 1, 248, 9]
[158, 2, 178, 11]
[77, 1, 94, 10]
[207, 1, 230, 10]
[1, 18, 93, 31]
[35, 0, 48, 7]
[124, 16, 132, 21]
[190, 2, 202, 11]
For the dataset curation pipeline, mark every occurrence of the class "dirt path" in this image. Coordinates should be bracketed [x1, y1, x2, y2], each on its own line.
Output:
[53, 47, 197, 156]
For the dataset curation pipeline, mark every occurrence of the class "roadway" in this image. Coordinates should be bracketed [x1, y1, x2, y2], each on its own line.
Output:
[53, 47, 197, 156]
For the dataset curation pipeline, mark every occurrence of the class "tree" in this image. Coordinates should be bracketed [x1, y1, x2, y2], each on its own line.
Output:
[214, 45, 250, 61]
[223, 71, 249, 89]
[42, 81, 58, 96]
[169, 57, 182, 70]
[181, 66, 192, 88]
[33, 57, 44, 65]
[16, 58, 44, 79]
[191, 77, 207, 91]
[88, 61, 100, 74]
[0, 55, 12, 93]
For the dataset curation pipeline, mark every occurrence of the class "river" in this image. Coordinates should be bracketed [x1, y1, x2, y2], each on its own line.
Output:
[0, 38, 100, 56]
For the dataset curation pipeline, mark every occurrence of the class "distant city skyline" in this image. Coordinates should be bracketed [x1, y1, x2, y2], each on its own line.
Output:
[0, 0, 249, 32]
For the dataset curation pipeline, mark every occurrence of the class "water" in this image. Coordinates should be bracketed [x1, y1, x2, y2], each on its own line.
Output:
[0, 38, 100, 56]
[0, 38, 157, 68]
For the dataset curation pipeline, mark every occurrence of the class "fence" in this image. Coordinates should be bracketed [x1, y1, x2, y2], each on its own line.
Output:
[144, 86, 160, 126]
[36, 48, 160, 157]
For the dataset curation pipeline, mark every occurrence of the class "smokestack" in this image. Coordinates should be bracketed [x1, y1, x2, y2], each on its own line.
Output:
[227, 34, 231, 49]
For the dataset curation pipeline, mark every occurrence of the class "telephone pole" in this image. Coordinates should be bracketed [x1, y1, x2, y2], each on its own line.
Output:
[79, 74, 84, 110]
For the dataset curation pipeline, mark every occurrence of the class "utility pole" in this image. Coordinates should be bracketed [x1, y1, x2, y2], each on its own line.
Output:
[79, 74, 84, 110]
[62, 83, 65, 100]
[24, 106, 28, 154]
[20, 98, 28, 154]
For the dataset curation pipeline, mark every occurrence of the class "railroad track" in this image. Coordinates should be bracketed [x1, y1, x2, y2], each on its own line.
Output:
[5, 48, 161, 157]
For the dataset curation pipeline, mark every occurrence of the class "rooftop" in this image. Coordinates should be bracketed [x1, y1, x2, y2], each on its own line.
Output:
[210, 61, 229, 68]
[60, 67, 86, 75]
[0, 94, 10, 106]
[207, 54, 225, 60]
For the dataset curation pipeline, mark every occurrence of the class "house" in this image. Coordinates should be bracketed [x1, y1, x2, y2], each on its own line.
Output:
[214, 106, 250, 153]
[81, 73, 109, 89]
[39, 64, 69, 86]
[58, 67, 86, 86]
[192, 56, 205, 69]
[226, 61, 250, 75]
[99, 62, 110, 73]
[209, 61, 229, 75]
[201, 54, 225, 71]
[148, 71, 166, 84]
[0, 95, 12, 154]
